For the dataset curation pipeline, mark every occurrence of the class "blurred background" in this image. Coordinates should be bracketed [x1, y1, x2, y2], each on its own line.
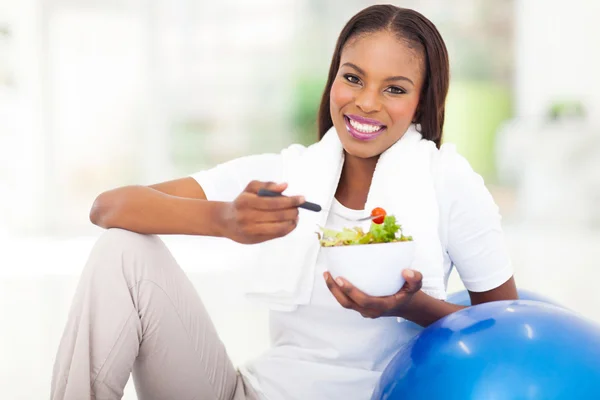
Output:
[1, 0, 599, 398]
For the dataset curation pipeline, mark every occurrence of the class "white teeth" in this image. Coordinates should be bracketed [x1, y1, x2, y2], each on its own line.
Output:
[348, 118, 383, 133]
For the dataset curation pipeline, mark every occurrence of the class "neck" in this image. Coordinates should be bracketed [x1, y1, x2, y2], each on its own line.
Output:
[335, 152, 379, 210]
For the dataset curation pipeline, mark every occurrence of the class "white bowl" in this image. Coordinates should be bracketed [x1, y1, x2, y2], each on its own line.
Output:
[322, 240, 416, 297]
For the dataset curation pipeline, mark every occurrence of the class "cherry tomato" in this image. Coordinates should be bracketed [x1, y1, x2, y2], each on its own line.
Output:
[370, 207, 386, 224]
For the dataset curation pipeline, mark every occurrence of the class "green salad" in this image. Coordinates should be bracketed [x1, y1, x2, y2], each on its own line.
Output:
[317, 215, 413, 247]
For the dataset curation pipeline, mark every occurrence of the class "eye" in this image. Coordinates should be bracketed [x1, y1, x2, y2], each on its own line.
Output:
[343, 74, 361, 85]
[385, 86, 407, 95]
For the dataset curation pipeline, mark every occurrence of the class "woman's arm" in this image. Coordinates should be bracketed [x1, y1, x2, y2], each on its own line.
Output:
[324, 271, 517, 328]
[396, 276, 518, 327]
[90, 152, 293, 239]
[395, 145, 518, 326]
[89, 178, 228, 236]
[325, 147, 519, 326]
[90, 176, 303, 243]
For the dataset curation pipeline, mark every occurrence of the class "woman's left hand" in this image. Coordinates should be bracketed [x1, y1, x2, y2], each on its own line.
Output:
[323, 269, 423, 319]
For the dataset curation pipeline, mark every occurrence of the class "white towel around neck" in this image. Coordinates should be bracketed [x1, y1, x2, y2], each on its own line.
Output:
[245, 124, 446, 311]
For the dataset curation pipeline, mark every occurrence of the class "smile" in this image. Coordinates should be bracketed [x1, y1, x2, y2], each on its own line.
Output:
[344, 114, 387, 141]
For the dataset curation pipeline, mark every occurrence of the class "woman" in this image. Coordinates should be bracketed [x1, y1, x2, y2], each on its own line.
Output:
[51, 5, 517, 400]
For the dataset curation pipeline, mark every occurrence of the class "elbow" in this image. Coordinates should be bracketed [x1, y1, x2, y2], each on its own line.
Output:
[89, 198, 102, 226]
[89, 192, 114, 228]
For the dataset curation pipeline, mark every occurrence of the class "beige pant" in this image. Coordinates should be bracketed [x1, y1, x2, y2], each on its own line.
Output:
[51, 228, 259, 400]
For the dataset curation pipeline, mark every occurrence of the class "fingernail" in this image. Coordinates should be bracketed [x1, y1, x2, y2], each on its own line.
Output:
[405, 269, 414, 278]
[298, 196, 305, 204]
[335, 278, 344, 287]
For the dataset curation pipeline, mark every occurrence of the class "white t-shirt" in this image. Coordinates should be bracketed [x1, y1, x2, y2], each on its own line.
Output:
[191, 146, 513, 399]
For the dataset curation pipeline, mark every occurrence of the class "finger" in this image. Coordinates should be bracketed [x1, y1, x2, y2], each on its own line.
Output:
[245, 180, 288, 194]
[360, 310, 381, 319]
[335, 277, 385, 311]
[323, 272, 360, 311]
[401, 269, 423, 294]
[251, 194, 305, 211]
[252, 208, 299, 223]
[252, 220, 299, 238]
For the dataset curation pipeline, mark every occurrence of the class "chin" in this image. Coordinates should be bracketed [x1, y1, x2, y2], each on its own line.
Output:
[340, 140, 383, 159]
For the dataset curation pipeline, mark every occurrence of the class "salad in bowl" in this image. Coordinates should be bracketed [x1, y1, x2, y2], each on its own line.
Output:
[317, 208, 413, 247]
[318, 208, 416, 297]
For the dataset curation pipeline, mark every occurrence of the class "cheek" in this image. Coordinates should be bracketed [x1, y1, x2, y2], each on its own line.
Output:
[330, 80, 354, 111]
[388, 96, 420, 121]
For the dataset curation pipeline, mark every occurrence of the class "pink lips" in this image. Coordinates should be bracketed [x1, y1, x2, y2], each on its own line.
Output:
[344, 114, 386, 141]
[346, 114, 385, 126]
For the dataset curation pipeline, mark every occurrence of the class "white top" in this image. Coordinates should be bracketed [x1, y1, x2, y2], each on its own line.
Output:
[239, 199, 425, 399]
[191, 147, 514, 399]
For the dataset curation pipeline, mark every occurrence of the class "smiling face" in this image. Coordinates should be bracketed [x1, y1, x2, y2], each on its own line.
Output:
[329, 30, 425, 159]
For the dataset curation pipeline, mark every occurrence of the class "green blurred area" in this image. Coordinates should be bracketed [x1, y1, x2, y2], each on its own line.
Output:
[444, 81, 512, 181]
[292, 74, 327, 146]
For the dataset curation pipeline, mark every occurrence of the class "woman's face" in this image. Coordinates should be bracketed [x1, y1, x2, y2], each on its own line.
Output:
[329, 30, 424, 159]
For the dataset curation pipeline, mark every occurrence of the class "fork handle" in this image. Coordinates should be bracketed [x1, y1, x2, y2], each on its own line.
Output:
[257, 189, 322, 212]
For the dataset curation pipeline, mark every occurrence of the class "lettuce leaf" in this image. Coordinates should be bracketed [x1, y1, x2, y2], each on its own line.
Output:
[318, 215, 412, 246]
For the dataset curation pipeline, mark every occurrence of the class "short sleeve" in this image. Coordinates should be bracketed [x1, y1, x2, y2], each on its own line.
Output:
[191, 153, 283, 202]
[437, 145, 514, 292]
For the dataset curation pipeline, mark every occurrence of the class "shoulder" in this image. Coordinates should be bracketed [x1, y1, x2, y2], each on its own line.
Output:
[432, 143, 486, 202]
[432, 142, 501, 239]
[190, 143, 308, 201]
[433, 143, 473, 179]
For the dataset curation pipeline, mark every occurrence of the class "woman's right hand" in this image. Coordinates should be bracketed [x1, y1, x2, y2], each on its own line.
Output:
[220, 181, 305, 244]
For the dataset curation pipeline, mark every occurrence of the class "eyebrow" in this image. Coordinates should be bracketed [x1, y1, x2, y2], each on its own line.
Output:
[341, 62, 415, 86]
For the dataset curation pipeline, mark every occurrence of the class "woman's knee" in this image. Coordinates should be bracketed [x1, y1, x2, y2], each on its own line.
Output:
[85, 228, 177, 283]
[94, 228, 165, 255]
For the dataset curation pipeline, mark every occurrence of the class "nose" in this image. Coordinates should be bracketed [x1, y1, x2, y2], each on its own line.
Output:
[355, 87, 382, 114]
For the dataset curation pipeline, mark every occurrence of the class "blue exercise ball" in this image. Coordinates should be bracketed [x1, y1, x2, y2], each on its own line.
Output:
[447, 288, 561, 308]
[372, 301, 600, 400]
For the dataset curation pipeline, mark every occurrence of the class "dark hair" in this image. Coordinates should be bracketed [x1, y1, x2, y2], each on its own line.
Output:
[317, 5, 449, 148]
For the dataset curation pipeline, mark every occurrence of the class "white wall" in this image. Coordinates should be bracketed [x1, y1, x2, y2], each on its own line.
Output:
[0, 0, 47, 234]
[515, 0, 600, 124]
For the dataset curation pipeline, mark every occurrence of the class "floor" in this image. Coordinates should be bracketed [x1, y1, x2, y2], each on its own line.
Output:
[1, 224, 599, 399]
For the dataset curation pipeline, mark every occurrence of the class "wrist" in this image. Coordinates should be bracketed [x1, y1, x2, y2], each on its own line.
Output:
[210, 201, 231, 239]
[394, 290, 423, 318]
[193, 200, 230, 238]
[394, 290, 468, 327]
